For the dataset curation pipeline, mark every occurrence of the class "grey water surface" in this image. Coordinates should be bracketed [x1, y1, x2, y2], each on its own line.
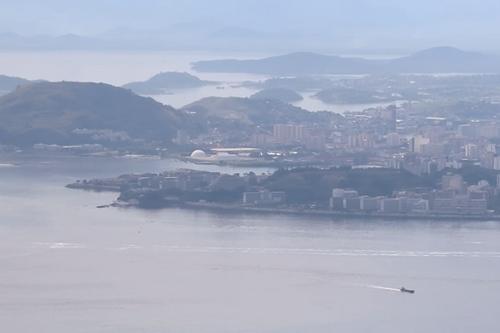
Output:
[1, 154, 499, 333]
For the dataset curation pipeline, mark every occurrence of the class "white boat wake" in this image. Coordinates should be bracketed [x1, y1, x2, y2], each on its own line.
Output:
[365, 284, 401, 292]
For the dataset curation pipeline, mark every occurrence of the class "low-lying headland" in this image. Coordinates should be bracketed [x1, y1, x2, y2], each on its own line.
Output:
[66, 166, 500, 221]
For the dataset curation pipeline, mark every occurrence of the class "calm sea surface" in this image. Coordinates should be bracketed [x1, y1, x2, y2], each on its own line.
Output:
[1, 154, 500, 332]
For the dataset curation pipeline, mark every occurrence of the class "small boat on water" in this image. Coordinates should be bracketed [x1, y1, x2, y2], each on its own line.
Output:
[400, 287, 415, 294]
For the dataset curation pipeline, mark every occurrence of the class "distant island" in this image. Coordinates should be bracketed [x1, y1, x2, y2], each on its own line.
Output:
[122, 72, 216, 95]
[250, 88, 303, 103]
[242, 73, 500, 104]
[192, 47, 500, 75]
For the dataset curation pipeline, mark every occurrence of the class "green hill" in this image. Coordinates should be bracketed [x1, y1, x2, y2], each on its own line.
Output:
[250, 88, 303, 103]
[0, 81, 184, 146]
[182, 96, 332, 126]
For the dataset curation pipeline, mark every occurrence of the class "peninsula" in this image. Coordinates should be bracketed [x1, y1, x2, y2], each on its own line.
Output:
[66, 166, 500, 220]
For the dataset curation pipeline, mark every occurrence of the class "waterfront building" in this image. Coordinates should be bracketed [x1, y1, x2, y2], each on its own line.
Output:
[243, 190, 286, 206]
[432, 188, 488, 215]
[380, 198, 401, 213]
[360, 196, 380, 211]
[343, 197, 361, 211]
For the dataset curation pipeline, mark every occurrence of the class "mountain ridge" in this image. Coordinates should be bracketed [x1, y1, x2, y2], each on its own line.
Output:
[192, 47, 500, 75]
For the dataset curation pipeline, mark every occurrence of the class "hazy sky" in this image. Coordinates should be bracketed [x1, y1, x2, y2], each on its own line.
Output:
[1, 0, 500, 51]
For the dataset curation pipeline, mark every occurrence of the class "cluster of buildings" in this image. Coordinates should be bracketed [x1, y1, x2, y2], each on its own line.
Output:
[69, 165, 500, 216]
[250, 124, 327, 150]
[329, 174, 495, 216]
[71, 169, 232, 192]
[330, 188, 431, 214]
[176, 98, 500, 178]
[262, 104, 500, 176]
[122, 170, 288, 207]
[70, 169, 287, 205]
[393, 119, 500, 175]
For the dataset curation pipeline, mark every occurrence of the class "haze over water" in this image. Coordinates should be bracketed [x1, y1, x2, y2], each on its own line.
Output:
[0, 51, 400, 113]
[1, 154, 500, 332]
[3, 1, 500, 331]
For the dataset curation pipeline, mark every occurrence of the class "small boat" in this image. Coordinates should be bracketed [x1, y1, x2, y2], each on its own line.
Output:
[400, 287, 415, 294]
[96, 205, 109, 209]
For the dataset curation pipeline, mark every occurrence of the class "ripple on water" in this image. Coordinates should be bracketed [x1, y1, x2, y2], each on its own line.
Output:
[33, 242, 86, 249]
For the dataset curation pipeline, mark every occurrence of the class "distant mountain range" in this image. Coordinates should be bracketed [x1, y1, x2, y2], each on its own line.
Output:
[122, 72, 216, 95]
[0, 32, 110, 50]
[192, 47, 500, 75]
[0, 28, 313, 52]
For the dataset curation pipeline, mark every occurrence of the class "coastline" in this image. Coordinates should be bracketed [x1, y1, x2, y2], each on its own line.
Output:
[115, 200, 500, 222]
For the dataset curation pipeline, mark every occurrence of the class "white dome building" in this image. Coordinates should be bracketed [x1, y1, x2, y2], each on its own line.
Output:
[190, 149, 207, 159]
